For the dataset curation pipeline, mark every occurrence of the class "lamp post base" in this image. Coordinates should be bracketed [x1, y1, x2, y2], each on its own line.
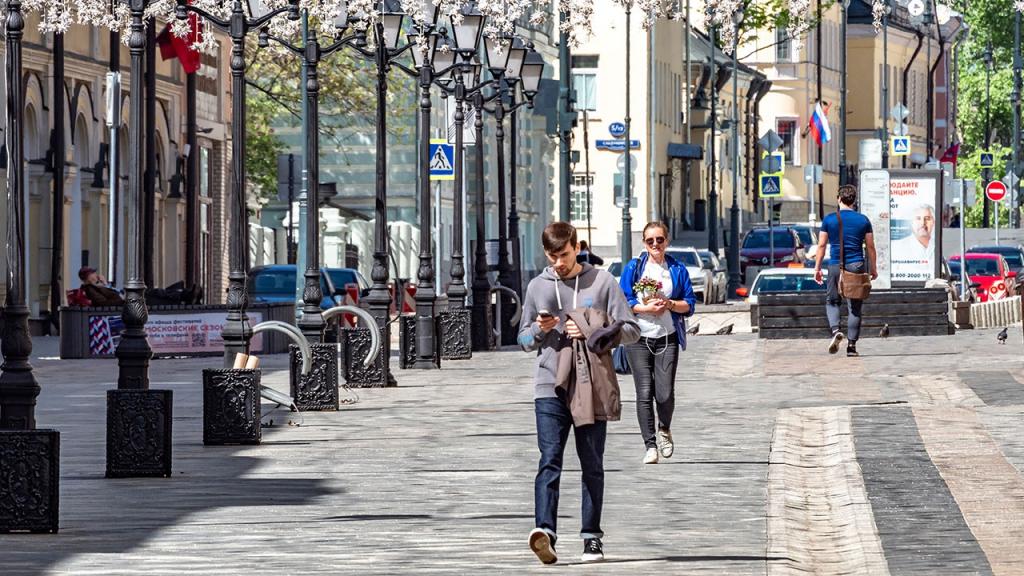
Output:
[289, 343, 339, 411]
[106, 389, 173, 477]
[439, 308, 472, 360]
[202, 369, 260, 445]
[0, 429, 60, 533]
[399, 314, 441, 369]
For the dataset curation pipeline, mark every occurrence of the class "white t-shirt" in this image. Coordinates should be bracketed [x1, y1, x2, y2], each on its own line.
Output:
[634, 259, 676, 338]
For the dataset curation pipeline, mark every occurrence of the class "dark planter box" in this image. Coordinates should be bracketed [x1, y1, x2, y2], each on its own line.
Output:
[203, 369, 261, 445]
[106, 389, 173, 478]
[340, 327, 393, 388]
[0, 429, 60, 533]
[289, 343, 339, 411]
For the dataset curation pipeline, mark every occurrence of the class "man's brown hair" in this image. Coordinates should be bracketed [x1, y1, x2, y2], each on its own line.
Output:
[838, 185, 858, 207]
[542, 221, 578, 253]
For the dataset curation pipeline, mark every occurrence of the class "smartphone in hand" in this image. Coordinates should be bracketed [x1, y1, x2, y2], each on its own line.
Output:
[538, 309, 554, 319]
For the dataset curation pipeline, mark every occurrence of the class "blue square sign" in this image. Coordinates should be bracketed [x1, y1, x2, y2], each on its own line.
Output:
[429, 139, 455, 181]
[759, 175, 782, 197]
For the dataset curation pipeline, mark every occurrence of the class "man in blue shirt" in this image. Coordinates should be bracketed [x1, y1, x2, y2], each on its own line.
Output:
[814, 185, 878, 357]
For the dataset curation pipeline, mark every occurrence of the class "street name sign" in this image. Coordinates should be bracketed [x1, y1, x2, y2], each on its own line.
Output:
[986, 180, 1008, 202]
[596, 139, 641, 152]
[429, 139, 455, 181]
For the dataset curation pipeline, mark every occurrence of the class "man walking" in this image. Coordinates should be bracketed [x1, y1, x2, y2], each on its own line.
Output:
[518, 222, 639, 564]
[814, 184, 878, 357]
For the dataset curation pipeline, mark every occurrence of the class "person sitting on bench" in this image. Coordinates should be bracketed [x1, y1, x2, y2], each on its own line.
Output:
[78, 267, 201, 306]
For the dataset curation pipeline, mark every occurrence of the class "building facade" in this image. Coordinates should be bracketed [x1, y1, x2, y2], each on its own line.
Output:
[0, 16, 236, 330]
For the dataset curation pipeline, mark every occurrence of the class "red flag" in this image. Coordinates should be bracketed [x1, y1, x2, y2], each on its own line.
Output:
[155, 11, 201, 74]
[940, 143, 960, 165]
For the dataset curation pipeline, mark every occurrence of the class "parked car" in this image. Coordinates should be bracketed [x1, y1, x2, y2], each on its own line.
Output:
[248, 265, 370, 309]
[948, 253, 1017, 302]
[740, 227, 807, 283]
[666, 248, 710, 304]
[605, 260, 623, 283]
[967, 245, 1024, 276]
[697, 249, 728, 303]
[785, 223, 819, 259]
[938, 258, 979, 303]
[736, 267, 827, 305]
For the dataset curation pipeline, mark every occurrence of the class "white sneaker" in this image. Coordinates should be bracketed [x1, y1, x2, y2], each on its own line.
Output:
[529, 528, 557, 565]
[657, 428, 674, 459]
[643, 447, 659, 464]
[828, 331, 845, 354]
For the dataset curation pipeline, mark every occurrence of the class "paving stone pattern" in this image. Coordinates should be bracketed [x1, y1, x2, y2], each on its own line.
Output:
[2, 329, 1024, 574]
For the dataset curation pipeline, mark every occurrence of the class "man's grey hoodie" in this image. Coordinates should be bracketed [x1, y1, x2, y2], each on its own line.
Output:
[518, 263, 640, 399]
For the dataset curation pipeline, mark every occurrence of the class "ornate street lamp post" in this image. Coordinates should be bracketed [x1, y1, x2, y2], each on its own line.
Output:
[0, 0, 60, 533]
[484, 35, 515, 345]
[105, 0, 181, 478]
[177, 0, 300, 368]
[258, 6, 366, 407]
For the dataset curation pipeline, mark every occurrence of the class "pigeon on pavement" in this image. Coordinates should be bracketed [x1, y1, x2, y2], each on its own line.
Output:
[998, 327, 1008, 344]
[687, 323, 700, 336]
[715, 323, 734, 336]
[879, 324, 890, 338]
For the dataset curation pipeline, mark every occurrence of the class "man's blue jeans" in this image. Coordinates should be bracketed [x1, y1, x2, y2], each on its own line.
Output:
[534, 395, 606, 541]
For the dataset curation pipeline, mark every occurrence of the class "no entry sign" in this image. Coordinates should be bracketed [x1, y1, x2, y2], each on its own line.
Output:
[986, 180, 1008, 202]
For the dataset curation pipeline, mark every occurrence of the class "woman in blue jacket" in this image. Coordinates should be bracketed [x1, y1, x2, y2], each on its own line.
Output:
[620, 221, 696, 464]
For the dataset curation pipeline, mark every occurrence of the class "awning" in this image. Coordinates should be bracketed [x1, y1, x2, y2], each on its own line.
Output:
[667, 143, 703, 160]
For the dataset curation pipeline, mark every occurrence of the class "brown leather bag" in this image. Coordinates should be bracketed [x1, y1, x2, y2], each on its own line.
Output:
[837, 209, 872, 300]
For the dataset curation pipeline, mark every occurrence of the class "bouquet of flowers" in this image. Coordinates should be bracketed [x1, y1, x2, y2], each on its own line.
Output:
[633, 277, 662, 303]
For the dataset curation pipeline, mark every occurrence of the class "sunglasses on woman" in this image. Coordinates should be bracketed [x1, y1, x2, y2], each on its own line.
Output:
[644, 236, 666, 246]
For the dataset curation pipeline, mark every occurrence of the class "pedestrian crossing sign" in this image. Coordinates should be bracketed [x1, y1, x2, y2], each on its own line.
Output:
[760, 175, 782, 197]
[890, 136, 911, 156]
[429, 139, 455, 181]
[980, 152, 994, 167]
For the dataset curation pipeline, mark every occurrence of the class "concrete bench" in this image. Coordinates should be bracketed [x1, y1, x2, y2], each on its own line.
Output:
[59, 303, 296, 359]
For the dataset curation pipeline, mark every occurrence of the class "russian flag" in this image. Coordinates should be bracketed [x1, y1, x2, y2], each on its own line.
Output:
[809, 101, 831, 147]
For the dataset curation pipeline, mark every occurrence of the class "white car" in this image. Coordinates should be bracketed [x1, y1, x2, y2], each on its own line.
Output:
[739, 267, 827, 305]
[666, 248, 710, 304]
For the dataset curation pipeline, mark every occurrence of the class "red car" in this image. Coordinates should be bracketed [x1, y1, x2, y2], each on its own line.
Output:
[949, 253, 1017, 302]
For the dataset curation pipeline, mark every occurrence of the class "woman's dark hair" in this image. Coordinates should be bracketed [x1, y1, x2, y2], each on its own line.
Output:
[642, 221, 669, 238]
[542, 221, 578, 253]
[838, 185, 858, 207]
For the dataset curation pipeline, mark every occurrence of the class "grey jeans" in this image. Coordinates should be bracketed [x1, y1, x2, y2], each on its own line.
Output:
[826, 262, 865, 342]
[626, 333, 680, 449]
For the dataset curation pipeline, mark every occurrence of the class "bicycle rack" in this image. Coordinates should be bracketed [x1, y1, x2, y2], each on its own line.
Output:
[490, 285, 523, 341]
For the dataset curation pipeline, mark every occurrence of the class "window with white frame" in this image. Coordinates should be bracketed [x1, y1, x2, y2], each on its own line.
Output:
[776, 118, 798, 164]
[571, 173, 594, 223]
[571, 55, 598, 111]
[776, 28, 792, 62]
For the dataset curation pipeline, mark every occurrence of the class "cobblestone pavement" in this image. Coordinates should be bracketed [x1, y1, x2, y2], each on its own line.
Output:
[3, 328, 1024, 575]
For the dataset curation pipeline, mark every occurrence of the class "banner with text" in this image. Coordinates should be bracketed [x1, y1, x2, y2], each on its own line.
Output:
[858, 170, 891, 289]
[88, 311, 264, 357]
[889, 173, 940, 283]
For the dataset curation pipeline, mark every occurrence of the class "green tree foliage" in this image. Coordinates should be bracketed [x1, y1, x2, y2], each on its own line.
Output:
[242, 29, 415, 201]
[951, 0, 1016, 156]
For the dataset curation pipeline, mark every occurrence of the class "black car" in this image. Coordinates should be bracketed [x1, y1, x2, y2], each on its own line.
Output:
[967, 245, 1024, 275]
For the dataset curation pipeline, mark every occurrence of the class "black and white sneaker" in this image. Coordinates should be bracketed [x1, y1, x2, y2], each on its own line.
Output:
[846, 344, 859, 357]
[529, 528, 557, 565]
[581, 538, 604, 563]
[828, 331, 845, 354]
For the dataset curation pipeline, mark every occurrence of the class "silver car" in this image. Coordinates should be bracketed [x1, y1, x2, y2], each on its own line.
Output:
[666, 248, 709, 304]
